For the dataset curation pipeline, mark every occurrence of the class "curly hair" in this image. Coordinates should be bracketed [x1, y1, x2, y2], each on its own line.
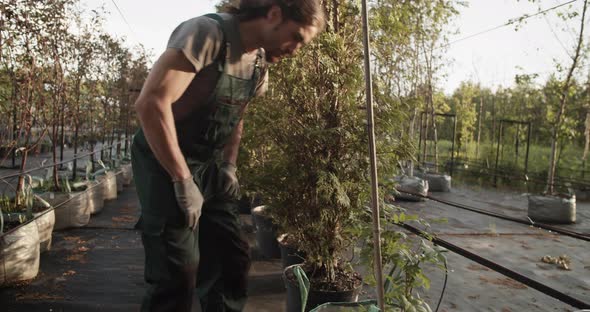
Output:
[221, 0, 325, 30]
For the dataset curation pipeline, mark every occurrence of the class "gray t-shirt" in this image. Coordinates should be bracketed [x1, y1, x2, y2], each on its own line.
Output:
[168, 14, 268, 121]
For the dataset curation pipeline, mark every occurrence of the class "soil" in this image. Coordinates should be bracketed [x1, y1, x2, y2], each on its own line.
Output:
[32, 204, 51, 213]
[2, 220, 20, 232]
[285, 263, 363, 292]
[1, 201, 51, 233]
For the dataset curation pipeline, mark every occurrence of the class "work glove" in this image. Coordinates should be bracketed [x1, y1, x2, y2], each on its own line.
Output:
[218, 162, 240, 198]
[173, 176, 204, 231]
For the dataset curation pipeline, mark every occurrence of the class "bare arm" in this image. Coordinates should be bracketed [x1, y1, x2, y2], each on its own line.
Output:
[222, 119, 244, 165]
[135, 49, 196, 181]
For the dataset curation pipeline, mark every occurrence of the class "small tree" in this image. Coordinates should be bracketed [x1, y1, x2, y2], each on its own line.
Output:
[546, 0, 588, 194]
[242, 0, 423, 293]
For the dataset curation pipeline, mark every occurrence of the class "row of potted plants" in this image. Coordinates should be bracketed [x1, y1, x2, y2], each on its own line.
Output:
[0, 158, 133, 286]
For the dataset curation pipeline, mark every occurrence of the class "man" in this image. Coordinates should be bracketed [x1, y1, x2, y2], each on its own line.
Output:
[131, 1, 324, 311]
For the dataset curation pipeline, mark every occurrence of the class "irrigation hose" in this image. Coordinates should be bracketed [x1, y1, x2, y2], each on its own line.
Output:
[434, 255, 448, 312]
[397, 222, 590, 309]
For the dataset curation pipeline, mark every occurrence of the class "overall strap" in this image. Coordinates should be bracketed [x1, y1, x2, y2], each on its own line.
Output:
[203, 13, 229, 69]
[204, 13, 265, 95]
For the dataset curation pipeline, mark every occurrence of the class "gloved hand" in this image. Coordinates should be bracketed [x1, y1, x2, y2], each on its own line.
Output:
[218, 162, 240, 198]
[173, 176, 204, 231]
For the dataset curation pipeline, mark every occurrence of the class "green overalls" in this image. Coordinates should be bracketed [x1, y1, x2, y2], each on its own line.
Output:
[131, 13, 263, 312]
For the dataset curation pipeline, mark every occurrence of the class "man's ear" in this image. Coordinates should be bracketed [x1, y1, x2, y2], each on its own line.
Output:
[265, 4, 283, 26]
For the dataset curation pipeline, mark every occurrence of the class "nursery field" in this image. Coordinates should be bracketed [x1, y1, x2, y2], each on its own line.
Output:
[3, 0, 590, 310]
[1, 150, 588, 311]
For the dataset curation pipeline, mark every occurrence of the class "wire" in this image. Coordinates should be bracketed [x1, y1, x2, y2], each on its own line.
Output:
[0, 138, 131, 181]
[443, 0, 579, 49]
[110, 0, 139, 42]
[434, 255, 448, 312]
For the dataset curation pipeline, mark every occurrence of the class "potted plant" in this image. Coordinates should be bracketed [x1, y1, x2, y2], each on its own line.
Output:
[0, 176, 51, 285]
[76, 159, 117, 204]
[528, 0, 587, 224]
[119, 154, 134, 187]
[73, 159, 108, 214]
[237, 0, 455, 309]
[0, 200, 40, 286]
[240, 1, 397, 309]
[251, 205, 281, 259]
[358, 204, 448, 311]
[277, 233, 306, 269]
[35, 168, 91, 231]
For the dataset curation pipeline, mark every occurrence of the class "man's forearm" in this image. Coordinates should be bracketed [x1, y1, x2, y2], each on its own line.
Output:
[137, 99, 191, 181]
[223, 119, 243, 165]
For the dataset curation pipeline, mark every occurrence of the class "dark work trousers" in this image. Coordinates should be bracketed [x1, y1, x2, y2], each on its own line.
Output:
[132, 130, 250, 312]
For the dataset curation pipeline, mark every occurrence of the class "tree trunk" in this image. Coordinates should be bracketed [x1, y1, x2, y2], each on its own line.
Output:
[11, 82, 18, 168]
[100, 105, 108, 161]
[59, 103, 65, 167]
[555, 137, 566, 181]
[408, 106, 418, 176]
[16, 149, 28, 207]
[72, 80, 81, 181]
[52, 125, 59, 191]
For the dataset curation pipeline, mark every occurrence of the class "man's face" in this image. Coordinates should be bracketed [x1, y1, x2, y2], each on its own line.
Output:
[262, 16, 319, 63]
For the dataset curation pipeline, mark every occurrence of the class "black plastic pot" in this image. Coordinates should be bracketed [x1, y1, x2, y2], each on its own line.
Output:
[237, 196, 251, 215]
[251, 206, 281, 259]
[283, 264, 361, 312]
[278, 236, 305, 269]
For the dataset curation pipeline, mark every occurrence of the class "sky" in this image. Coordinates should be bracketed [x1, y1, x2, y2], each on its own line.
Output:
[83, 0, 587, 94]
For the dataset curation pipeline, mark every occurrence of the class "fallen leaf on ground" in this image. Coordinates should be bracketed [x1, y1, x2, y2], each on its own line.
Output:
[541, 255, 572, 271]
[66, 254, 87, 263]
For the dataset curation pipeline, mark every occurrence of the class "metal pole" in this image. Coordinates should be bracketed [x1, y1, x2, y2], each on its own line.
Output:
[418, 112, 424, 164]
[450, 115, 457, 177]
[494, 121, 504, 187]
[360, 0, 385, 309]
[423, 112, 429, 168]
[524, 122, 531, 178]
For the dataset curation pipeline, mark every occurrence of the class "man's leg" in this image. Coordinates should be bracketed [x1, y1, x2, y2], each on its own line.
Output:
[132, 137, 200, 312]
[139, 222, 199, 312]
[197, 197, 251, 312]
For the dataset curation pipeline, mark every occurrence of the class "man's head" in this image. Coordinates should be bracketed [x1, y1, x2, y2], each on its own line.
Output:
[232, 0, 325, 63]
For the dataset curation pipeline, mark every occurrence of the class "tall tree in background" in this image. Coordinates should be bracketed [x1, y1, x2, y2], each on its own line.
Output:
[0, 0, 150, 191]
[370, 0, 460, 172]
